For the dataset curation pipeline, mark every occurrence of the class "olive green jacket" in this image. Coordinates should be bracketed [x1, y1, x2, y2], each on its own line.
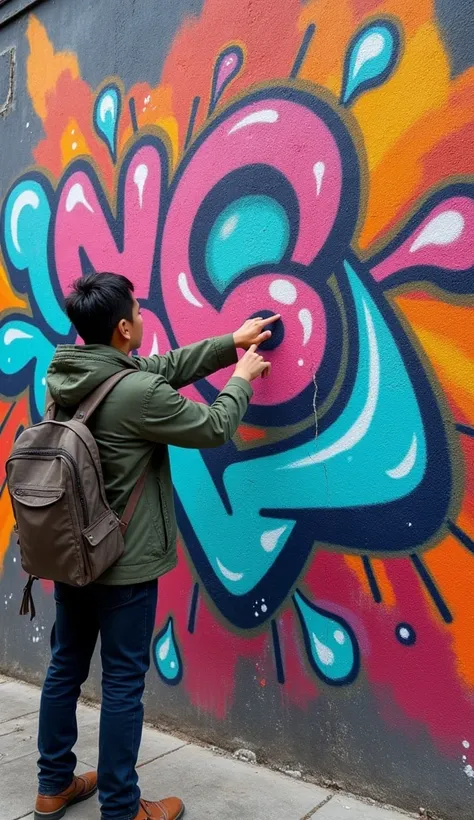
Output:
[46, 336, 252, 584]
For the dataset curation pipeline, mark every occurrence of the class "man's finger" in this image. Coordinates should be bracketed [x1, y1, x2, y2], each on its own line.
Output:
[259, 313, 280, 326]
[261, 362, 271, 378]
[248, 344, 258, 354]
[256, 330, 272, 343]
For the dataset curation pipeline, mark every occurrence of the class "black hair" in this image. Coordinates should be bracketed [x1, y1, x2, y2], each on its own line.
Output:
[64, 273, 135, 345]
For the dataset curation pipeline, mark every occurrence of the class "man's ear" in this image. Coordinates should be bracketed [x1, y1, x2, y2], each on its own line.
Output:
[117, 318, 131, 340]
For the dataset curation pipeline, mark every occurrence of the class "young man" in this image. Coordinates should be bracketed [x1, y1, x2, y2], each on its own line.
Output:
[35, 272, 278, 820]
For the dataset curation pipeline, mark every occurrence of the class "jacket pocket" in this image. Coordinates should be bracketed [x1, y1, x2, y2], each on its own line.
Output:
[146, 478, 171, 557]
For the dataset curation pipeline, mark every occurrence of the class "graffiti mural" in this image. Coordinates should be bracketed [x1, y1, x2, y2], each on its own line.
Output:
[1, 0, 474, 783]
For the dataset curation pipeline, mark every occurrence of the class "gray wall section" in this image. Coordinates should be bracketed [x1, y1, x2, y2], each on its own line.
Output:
[1, 2, 474, 819]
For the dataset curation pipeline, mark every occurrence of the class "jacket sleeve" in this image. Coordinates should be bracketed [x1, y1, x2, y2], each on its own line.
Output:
[139, 375, 253, 448]
[133, 334, 238, 389]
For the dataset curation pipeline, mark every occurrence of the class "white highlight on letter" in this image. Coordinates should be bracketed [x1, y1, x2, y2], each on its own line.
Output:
[133, 164, 149, 208]
[386, 434, 418, 479]
[178, 272, 203, 308]
[410, 211, 464, 253]
[66, 183, 94, 214]
[229, 109, 278, 134]
[11, 191, 39, 253]
[216, 557, 244, 582]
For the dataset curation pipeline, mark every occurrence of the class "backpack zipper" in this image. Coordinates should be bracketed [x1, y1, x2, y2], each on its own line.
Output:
[9, 448, 89, 526]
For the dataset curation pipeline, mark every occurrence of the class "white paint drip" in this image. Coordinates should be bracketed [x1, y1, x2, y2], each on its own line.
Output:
[11, 190, 40, 253]
[298, 308, 313, 346]
[410, 211, 464, 253]
[463, 740, 470, 749]
[260, 526, 288, 553]
[158, 637, 170, 661]
[334, 630, 345, 645]
[464, 764, 474, 779]
[269, 278, 297, 305]
[313, 635, 334, 666]
[4, 328, 33, 345]
[229, 109, 278, 134]
[386, 434, 418, 479]
[285, 300, 379, 467]
[133, 163, 149, 208]
[178, 272, 203, 308]
[353, 33, 385, 78]
[313, 162, 325, 196]
[216, 557, 244, 582]
[66, 183, 94, 214]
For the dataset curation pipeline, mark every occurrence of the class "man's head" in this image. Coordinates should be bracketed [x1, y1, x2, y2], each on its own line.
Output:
[64, 273, 143, 352]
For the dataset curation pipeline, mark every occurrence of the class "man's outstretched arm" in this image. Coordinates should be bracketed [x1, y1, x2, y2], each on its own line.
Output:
[132, 315, 280, 389]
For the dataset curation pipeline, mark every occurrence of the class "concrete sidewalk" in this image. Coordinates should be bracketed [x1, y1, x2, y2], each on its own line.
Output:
[0, 678, 417, 820]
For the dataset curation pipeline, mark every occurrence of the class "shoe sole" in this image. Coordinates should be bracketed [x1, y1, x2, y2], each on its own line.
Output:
[34, 785, 98, 820]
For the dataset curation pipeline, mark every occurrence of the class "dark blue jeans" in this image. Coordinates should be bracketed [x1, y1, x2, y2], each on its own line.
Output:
[38, 580, 158, 820]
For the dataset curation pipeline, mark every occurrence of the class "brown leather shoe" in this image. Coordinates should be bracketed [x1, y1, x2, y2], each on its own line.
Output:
[134, 797, 185, 819]
[34, 771, 98, 819]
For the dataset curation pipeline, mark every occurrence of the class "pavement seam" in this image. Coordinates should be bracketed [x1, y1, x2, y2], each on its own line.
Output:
[300, 793, 334, 818]
[136, 742, 189, 768]
[0, 709, 39, 726]
[0, 748, 38, 766]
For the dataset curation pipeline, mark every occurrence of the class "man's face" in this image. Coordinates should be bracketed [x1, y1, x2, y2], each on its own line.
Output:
[127, 298, 144, 350]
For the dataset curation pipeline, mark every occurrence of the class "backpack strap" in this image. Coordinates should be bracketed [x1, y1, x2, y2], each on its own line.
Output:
[119, 461, 151, 535]
[76, 369, 151, 534]
[74, 370, 136, 423]
[44, 390, 56, 421]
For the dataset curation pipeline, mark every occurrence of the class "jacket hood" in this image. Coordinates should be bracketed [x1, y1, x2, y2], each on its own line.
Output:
[47, 344, 138, 407]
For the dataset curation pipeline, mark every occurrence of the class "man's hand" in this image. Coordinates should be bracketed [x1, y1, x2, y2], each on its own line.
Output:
[233, 314, 281, 350]
[234, 345, 271, 383]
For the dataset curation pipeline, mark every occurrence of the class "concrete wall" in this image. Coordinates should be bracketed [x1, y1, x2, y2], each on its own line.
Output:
[1, 0, 474, 816]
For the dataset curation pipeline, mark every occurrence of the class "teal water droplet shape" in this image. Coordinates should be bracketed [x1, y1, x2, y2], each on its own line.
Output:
[342, 20, 400, 106]
[153, 617, 183, 686]
[293, 590, 359, 685]
[205, 195, 290, 293]
[94, 84, 121, 162]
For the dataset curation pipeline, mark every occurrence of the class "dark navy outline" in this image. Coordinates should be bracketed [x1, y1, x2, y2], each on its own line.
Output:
[187, 582, 200, 634]
[410, 554, 453, 623]
[290, 24, 316, 79]
[362, 556, 382, 603]
[185, 96, 200, 150]
[271, 619, 285, 685]
[128, 96, 138, 134]
[447, 520, 474, 554]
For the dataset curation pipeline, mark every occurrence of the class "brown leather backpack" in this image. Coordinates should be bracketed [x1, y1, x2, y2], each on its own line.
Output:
[6, 371, 148, 619]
